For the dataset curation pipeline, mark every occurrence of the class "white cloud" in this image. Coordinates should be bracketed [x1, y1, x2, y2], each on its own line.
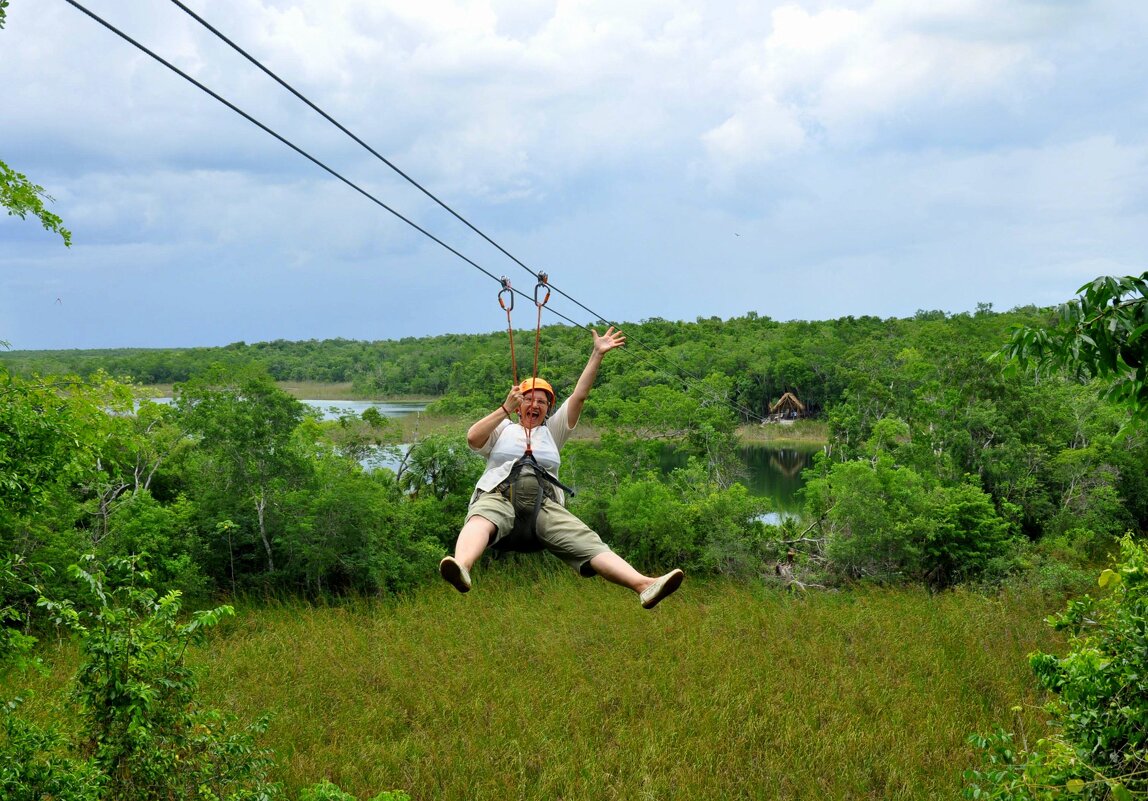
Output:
[699, 0, 1070, 172]
[2, 0, 1148, 348]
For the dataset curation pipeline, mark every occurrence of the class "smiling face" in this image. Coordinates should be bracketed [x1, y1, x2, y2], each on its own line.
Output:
[519, 389, 552, 429]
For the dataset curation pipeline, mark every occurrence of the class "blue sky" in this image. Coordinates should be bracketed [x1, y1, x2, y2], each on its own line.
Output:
[2, 0, 1147, 349]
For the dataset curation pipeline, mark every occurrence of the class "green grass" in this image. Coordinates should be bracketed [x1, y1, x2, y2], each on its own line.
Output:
[738, 418, 829, 446]
[175, 569, 1061, 800]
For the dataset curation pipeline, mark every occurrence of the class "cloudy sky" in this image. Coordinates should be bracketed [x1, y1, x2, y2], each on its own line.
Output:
[2, 0, 1147, 349]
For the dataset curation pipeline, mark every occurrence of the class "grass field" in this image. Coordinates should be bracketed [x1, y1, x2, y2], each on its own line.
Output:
[170, 567, 1063, 800]
[737, 419, 829, 446]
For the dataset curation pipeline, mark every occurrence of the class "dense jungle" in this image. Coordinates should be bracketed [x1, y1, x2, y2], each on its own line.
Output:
[3, 280, 1147, 798]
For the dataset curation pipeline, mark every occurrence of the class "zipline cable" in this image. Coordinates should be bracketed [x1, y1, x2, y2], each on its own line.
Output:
[66, 0, 766, 423]
[166, 0, 617, 324]
[60, 0, 516, 291]
[163, 0, 762, 421]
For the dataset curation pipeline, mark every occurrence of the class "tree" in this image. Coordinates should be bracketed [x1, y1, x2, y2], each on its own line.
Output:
[38, 556, 281, 801]
[0, 161, 72, 246]
[1000, 272, 1148, 423]
[174, 365, 306, 576]
[0, 372, 77, 517]
[1, 2, 72, 247]
[396, 433, 481, 500]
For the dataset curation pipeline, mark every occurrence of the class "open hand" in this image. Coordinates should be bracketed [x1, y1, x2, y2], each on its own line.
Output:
[592, 326, 626, 356]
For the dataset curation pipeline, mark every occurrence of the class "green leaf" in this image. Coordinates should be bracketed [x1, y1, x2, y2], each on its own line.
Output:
[1066, 778, 1085, 793]
[1110, 783, 1133, 801]
[1098, 568, 1121, 588]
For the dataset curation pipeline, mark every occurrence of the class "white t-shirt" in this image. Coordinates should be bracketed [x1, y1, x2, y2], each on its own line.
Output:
[472, 400, 576, 504]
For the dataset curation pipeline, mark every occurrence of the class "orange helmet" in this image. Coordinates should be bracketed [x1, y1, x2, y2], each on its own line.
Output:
[518, 377, 555, 405]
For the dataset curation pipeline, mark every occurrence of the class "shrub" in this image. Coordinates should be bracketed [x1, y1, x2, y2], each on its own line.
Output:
[38, 555, 284, 801]
[602, 462, 771, 574]
[965, 535, 1148, 800]
[805, 457, 1018, 588]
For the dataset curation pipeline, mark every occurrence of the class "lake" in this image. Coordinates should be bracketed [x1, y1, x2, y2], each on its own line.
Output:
[148, 397, 428, 420]
[302, 399, 428, 420]
[658, 443, 816, 521]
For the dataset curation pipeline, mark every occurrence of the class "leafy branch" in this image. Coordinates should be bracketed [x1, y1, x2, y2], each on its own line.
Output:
[998, 272, 1148, 423]
[0, 159, 72, 246]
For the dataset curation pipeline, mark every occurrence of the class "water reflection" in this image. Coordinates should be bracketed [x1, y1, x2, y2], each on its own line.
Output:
[737, 444, 816, 514]
[657, 443, 817, 515]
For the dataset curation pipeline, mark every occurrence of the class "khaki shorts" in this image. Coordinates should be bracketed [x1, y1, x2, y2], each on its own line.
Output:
[467, 489, 612, 577]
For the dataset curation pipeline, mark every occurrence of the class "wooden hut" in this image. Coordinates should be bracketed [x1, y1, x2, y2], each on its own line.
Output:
[769, 392, 805, 420]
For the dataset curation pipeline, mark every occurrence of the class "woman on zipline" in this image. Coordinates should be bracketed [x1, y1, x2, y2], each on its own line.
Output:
[439, 326, 685, 609]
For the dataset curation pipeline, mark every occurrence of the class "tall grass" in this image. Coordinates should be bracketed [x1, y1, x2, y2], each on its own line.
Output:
[185, 566, 1061, 800]
[737, 419, 829, 446]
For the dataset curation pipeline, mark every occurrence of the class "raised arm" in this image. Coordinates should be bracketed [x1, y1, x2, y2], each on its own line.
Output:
[566, 326, 625, 428]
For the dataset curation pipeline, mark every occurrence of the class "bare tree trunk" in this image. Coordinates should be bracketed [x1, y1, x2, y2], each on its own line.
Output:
[256, 490, 274, 573]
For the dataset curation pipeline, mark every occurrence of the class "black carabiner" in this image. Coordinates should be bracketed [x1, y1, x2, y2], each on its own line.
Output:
[533, 272, 550, 307]
[498, 277, 514, 311]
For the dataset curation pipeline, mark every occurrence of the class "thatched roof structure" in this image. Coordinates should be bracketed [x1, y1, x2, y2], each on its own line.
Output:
[769, 392, 805, 416]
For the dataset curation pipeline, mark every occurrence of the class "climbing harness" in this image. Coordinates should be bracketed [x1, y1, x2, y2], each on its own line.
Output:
[489, 456, 577, 553]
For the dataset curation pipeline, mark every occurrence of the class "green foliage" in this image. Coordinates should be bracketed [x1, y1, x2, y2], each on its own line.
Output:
[1001, 272, 1148, 423]
[279, 456, 442, 595]
[322, 407, 401, 467]
[175, 364, 308, 577]
[0, 561, 37, 681]
[0, 370, 77, 517]
[804, 456, 928, 583]
[1, 301, 1143, 606]
[0, 159, 72, 246]
[298, 779, 410, 801]
[601, 460, 770, 574]
[0, 702, 103, 801]
[5, 554, 420, 801]
[97, 492, 208, 600]
[923, 479, 1017, 589]
[397, 433, 483, 500]
[37, 555, 284, 801]
[966, 536, 1148, 800]
[804, 456, 1018, 588]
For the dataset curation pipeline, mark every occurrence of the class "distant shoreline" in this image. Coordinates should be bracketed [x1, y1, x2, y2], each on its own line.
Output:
[141, 382, 830, 445]
[141, 381, 436, 403]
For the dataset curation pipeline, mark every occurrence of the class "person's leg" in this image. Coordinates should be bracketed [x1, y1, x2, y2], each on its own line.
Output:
[441, 497, 506, 593]
[535, 502, 684, 608]
[454, 515, 495, 571]
[441, 515, 494, 593]
[588, 551, 653, 593]
[589, 552, 684, 609]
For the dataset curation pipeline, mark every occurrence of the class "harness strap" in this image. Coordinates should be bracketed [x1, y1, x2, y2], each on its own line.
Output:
[524, 272, 550, 455]
[507, 450, 575, 499]
[490, 452, 576, 553]
[498, 277, 518, 385]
